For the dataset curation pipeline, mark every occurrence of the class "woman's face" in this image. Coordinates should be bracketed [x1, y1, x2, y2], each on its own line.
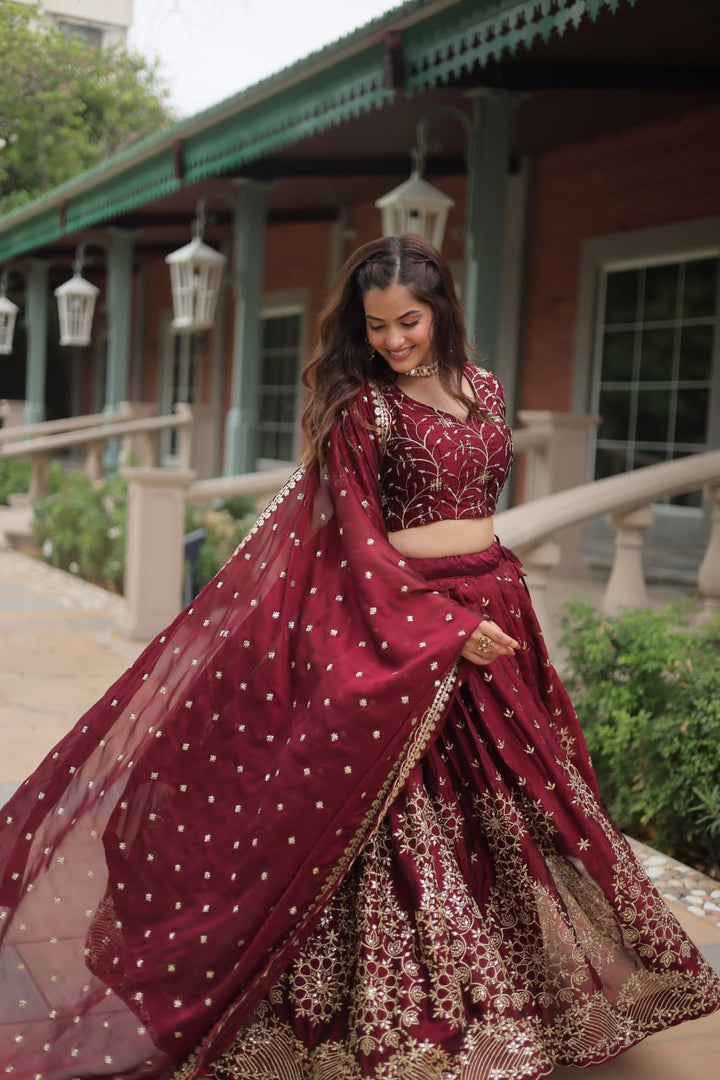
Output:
[363, 283, 434, 376]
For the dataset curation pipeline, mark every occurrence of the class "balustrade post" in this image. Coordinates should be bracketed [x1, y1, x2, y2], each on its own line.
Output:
[174, 403, 194, 472]
[120, 466, 196, 641]
[118, 401, 157, 466]
[603, 505, 654, 614]
[85, 441, 104, 484]
[28, 453, 50, 501]
[522, 540, 561, 656]
[697, 484, 720, 621]
[515, 410, 598, 573]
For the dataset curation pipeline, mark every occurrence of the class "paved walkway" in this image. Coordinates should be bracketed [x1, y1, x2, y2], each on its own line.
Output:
[0, 525, 718, 1075]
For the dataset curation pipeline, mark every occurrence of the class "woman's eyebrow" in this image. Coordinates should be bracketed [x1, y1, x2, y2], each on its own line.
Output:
[365, 309, 421, 321]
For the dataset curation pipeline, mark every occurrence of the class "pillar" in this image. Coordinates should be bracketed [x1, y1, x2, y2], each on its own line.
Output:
[463, 91, 514, 370]
[24, 260, 50, 424]
[105, 230, 135, 412]
[120, 466, 196, 640]
[104, 230, 135, 469]
[224, 182, 270, 475]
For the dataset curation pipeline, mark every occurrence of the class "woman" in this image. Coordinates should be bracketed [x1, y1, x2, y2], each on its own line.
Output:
[0, 235, 718, 1080]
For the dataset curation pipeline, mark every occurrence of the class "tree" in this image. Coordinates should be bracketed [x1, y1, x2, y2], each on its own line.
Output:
[0, 2, 172, 215]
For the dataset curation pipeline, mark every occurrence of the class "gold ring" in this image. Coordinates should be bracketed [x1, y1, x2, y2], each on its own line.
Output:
[475, 634, 494, 655]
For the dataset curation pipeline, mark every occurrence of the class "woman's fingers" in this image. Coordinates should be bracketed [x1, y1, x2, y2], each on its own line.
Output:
[460, 620, 519, 666]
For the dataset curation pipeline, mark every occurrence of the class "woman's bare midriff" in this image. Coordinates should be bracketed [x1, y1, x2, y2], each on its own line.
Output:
[387, 516, 495, 558]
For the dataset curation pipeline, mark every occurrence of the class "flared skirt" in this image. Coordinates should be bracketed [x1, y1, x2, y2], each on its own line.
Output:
[181, 544, 720, 1080]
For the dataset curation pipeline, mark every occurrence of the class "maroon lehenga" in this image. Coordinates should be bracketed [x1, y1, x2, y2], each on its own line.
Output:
[1, 373, 719, 1080]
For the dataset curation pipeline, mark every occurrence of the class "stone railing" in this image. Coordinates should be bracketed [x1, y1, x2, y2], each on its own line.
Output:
[0, 404, 192, 500]
[495, 449, 720, 648]
[120, 444, 720, 643]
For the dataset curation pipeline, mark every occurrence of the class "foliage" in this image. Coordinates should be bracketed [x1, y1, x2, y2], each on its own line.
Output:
[558, 600, 720, 871]
[32, 468, 126, 592]
[186, 498, 256, 592]
[0, 455, 31, 504]
[0, 3, 171, 215]
[31, 467, 255, 597]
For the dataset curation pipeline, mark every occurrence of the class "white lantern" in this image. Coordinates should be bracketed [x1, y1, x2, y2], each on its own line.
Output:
[165, 233, 226, 332]
[376, 171, 455, 250]
[0, 287, 19, 355]
[54, 269, 100, 346]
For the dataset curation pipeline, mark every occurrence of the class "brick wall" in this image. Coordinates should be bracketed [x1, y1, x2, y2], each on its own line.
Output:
[521, 101, 720, 411]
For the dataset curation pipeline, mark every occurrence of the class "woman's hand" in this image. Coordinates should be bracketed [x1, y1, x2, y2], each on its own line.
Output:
[461, 620, 519, 666]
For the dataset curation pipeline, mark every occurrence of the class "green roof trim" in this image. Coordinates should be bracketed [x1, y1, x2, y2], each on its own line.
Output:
[182, 45, 393, 183]
[0, 0, 635, 262]
[404, 0, 638, 89]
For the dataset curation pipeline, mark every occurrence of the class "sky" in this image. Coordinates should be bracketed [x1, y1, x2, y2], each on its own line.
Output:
[129, 0, 402, 118]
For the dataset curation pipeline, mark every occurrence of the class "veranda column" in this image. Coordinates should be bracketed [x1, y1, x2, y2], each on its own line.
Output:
[105, 230, 135, 469]
[24, 259, 50, 424]
[463, 91, 514, 377]
[225, 182, 270, 476]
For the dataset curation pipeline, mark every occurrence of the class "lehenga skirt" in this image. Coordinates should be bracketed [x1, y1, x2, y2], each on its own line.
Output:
[183, 543, 720, 1080]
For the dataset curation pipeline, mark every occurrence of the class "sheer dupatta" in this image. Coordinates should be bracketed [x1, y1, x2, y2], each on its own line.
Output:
[0, 386, 481, 1077]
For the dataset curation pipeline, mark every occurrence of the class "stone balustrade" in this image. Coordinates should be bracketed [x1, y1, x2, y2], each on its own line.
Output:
[120, 443, 720, 642]
[0, 403, 193, 500]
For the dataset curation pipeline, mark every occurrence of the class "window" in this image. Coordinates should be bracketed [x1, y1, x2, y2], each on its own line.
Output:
[593, 256, 718, 507]
[57, 20, 104, 48]
[257, 311, 303, 465]
[162, 329, 203, 462]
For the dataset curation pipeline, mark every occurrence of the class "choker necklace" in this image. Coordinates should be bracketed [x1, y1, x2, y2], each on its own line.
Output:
[406, 362, 438, 378]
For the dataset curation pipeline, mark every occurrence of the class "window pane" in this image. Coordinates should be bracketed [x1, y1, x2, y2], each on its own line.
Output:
[639, 327, 674, 381]
[604, 270, 639, 324]
[631, 447, 667, 470]
[601, 330, 635, 381]
[682, 259, 718, 319]
[595, 446, 628, 479]
[679, 324, 713, 380]
[643, 263, 679, 321]
[258, 312, 302, 463]
[598, 389, 631, 441]
[636, 388, 670, 443]
[674, 388, 709, 445]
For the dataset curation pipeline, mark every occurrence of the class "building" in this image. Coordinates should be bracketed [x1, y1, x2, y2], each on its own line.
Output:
[0, 0, 718, 568]
[12, 0, 134, 48]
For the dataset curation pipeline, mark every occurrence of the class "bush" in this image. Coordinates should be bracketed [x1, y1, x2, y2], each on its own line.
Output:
[186, 498, 255, 592]
[32, 469, 127, 593]
[0, 457, 31, 505]
[31, 469, 256, 598]
[558, 600, 720, 873]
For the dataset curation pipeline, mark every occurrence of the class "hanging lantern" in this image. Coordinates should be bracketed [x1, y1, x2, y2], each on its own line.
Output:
[376, 170, 455, 250]
[54, 260, 100, 346]
[0, 274, 19, 355]
[166, 225, 226, 333]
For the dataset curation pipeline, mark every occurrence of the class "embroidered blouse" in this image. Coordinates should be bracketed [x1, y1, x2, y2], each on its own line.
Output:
[373, 364, 513, 531]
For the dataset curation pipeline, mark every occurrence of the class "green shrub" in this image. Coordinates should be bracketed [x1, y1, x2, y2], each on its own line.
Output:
[32, 469, 127, 593]
[0, 456, 31, 504]
[558, 600, 720, 871]
[31, 468, 255, 597]
[187, 498, 255, 591]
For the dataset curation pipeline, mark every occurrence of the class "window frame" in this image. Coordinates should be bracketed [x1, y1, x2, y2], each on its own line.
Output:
[256, 297, 307, 468]
[574, 218, 720, 506]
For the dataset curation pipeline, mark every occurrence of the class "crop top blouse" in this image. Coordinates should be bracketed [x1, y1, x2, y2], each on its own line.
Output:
[371, 364, 513, 532]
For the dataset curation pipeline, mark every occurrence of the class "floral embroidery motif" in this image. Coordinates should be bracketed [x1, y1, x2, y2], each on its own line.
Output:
[379, 365, 513, 531]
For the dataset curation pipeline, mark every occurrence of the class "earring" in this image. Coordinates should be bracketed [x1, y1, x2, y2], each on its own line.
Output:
[365, 339, 375, 359]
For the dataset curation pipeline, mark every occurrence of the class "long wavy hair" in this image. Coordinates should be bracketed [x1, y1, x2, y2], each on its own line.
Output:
[301, 234, 479, 465]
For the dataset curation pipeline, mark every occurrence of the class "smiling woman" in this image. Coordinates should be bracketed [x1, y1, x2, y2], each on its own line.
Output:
[0, 235, 719, 1080]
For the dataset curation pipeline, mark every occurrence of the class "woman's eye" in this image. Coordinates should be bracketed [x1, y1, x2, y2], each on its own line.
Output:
[368, 326, 384, 333]
[401, 320, 420, 329]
